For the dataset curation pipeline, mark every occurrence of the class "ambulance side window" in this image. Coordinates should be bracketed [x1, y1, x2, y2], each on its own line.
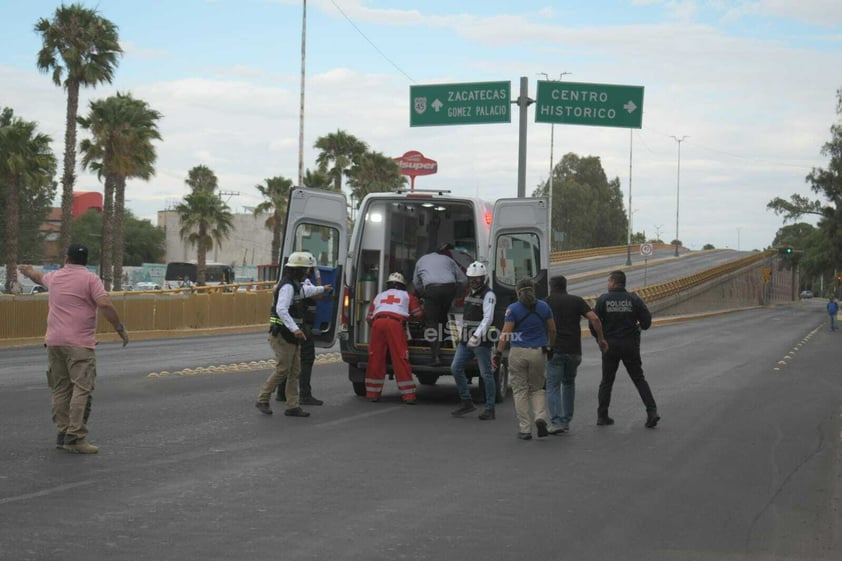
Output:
[493, 232, 541, 287]
[292, 223, 340, 266]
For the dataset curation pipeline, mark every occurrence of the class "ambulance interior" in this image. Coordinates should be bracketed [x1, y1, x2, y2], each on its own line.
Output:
[353, 199, 485, 346]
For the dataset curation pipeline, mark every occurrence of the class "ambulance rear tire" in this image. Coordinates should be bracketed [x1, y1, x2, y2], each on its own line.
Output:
[417, 374, 439, 386]
[349, 364, 366, 396]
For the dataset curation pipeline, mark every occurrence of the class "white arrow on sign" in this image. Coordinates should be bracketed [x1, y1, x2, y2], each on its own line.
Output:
[432, 99, 444, 112]
[623, 100, 637, 114]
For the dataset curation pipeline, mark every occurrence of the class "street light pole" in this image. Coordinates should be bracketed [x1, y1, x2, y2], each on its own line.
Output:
[539, 71, 571, 250]
[670, 135, 688, 257]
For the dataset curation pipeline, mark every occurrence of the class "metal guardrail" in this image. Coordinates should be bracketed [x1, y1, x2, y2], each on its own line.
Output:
[551, 243, 680, 262]
[625, 250, 774, 304]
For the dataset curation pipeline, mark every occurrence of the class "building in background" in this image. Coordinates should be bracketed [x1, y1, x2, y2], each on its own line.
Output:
[156, 210, 275, 267]
[41, 191, 104, 263]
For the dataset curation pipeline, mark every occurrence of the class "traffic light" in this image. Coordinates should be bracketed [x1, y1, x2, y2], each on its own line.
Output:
[778, 246, 794, 255]
[785, 247, 793, 254]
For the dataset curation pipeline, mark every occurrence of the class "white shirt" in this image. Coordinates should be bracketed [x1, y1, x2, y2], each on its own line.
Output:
[412, 252, 467, 288]
[276, 280, 326, 332]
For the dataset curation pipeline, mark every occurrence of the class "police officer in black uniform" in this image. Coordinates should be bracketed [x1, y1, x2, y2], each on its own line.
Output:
[592, 270, 660, 428]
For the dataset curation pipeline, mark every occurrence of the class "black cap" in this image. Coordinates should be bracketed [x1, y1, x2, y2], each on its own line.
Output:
[67, 243, 89, 264]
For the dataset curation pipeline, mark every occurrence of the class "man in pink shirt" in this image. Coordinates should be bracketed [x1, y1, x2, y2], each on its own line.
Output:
[19, 243, 129, 454]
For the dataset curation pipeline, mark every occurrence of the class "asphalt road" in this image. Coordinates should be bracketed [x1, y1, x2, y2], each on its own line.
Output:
[1, 299, 840, 560]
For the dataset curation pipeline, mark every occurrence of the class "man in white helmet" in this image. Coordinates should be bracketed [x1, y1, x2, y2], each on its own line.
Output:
[365, 272, 424, 403]
[450, 261, 499, 419]
[276, 252, 326, 406]
[255, 251, 331, 417]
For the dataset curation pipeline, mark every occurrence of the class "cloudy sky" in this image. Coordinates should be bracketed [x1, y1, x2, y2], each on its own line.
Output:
[2, 0, 841, 251]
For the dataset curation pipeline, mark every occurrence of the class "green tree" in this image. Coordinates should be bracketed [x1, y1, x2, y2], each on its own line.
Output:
[185, 164, 219, 193]
[768, 88, 842, 271]
[0, 108, 57, 293]
[35, 3, 122, 257]
[73, 208, 165, 267]
[175, 166, 233, 285]
[533, 153, 627, 250]
[253, 175, 293, 263]
[314, 130, 367, 192]
[347, 150, 406, 207]
[302, 168, 331, 190]
[78, 92, 162, 290]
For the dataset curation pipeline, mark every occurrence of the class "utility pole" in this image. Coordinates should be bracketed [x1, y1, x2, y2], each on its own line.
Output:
[670, 135, 688, 257]
[297, 0, 307, 187]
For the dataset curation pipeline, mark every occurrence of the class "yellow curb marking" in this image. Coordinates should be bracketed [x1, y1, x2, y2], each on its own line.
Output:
[147, 352, 342, 378]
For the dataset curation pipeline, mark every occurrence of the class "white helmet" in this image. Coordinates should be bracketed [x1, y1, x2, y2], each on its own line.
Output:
[287, 251, 315, 268]
[466, 261, 487, 278]
[387, 272, 406, 287]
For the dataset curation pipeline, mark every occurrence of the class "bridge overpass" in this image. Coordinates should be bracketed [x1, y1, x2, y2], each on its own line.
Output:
[0, 247, 796, 347]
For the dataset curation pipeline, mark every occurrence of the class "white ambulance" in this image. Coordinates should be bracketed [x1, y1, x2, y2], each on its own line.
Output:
[281, 187, 549, 402]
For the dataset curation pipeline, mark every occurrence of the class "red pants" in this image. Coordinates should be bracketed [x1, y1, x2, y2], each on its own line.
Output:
[366, 316, 417, 401]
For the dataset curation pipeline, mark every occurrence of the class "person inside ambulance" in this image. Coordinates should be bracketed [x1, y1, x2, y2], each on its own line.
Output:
[365, 273, 424, 404]
[412, 243, 467, 366]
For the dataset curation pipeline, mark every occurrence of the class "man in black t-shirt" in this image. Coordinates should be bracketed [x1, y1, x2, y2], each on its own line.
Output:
[544, 275, 607, 434]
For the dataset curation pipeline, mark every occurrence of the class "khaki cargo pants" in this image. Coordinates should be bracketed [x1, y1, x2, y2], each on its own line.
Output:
[47, 346, 96, 441]
[258, 335, 301, 409]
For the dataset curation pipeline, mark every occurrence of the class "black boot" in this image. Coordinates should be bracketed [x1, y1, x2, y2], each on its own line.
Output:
[478, 408, 495, 421]
[645, 410, 661, 428]
[430, 338, 442, 367]
[451, 400, 476, 417]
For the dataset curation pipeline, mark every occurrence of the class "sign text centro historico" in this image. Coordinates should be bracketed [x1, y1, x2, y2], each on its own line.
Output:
[535, 80, 644, 129]
[410, 81, 511, 127]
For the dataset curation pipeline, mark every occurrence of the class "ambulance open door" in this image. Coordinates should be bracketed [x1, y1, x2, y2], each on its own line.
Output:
[489, 197, 550, 317]
[281, 188, 348, 347]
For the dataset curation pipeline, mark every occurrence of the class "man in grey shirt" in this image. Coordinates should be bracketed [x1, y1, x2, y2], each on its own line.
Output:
[412, 243, 467, 366]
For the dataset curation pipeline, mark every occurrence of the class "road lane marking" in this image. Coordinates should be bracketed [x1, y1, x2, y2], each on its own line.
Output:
[0, 479, 95, 505]
[146, 353, 343, 378]
[773, 325, 822, 371]
[314, 406, 400, 429]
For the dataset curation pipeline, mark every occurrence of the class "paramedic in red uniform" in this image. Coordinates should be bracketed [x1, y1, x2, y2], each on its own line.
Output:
[365, 273, 424, 403]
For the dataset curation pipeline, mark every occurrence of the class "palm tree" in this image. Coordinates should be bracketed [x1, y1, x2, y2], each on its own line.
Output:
[253, 176, 292, 264]
[185, 165, 219, 193]
[35, 4, 122, 257]
[347, 150, 406, 206]
[302, 168, 331, 190]
[0, 108, 56, 293]
[175, 167, 233, 285]
[314, 130, 367, 192]
[78, 93, 161, 290]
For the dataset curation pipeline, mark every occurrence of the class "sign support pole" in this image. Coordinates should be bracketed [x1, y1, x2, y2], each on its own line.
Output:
[516, 76, 532, 198]
[626, 128, 633, 266]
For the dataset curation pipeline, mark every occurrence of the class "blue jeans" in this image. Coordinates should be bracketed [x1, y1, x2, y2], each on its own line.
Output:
[830, 313, 838, 331]
[545, 353, 582, 427]
[451, 343, 495, 409]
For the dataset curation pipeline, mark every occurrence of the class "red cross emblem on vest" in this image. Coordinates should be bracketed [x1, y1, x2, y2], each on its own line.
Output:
[382, 294, 402, 305]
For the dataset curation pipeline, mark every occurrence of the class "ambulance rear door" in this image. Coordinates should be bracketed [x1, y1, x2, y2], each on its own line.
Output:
[282, 187, 348, 347]
[489, 197, 550, 315]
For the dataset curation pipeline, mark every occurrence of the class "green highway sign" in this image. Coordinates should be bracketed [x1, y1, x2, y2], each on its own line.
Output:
[535, 80, 644, 129]
[410, 81, 511, 127]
